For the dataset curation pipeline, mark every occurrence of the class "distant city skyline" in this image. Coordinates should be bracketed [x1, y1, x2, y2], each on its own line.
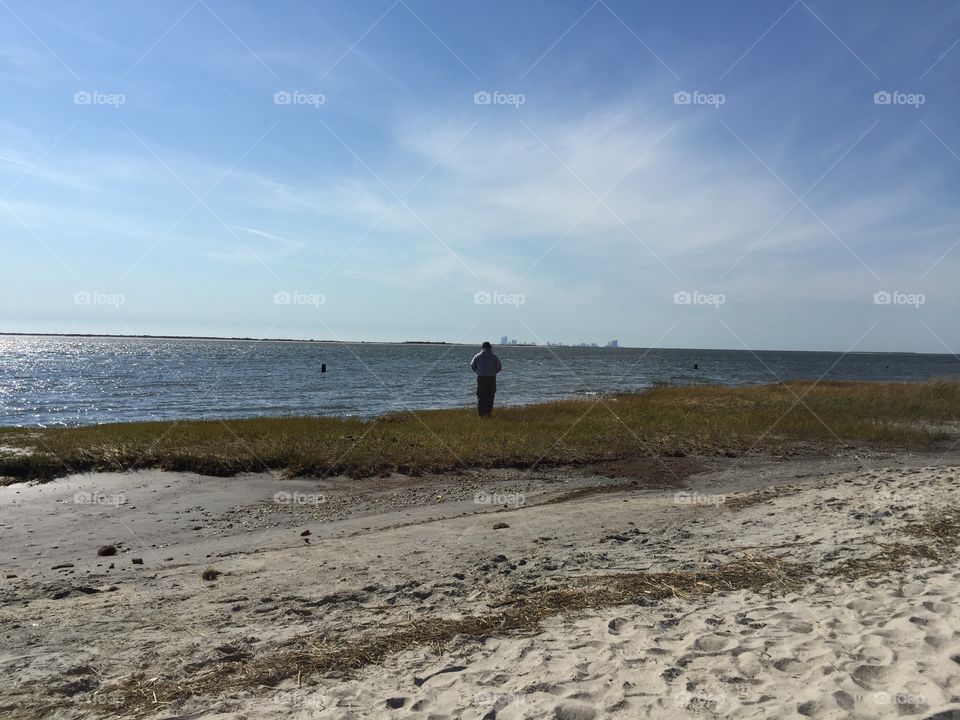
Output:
[501, 335, 621, 348]
[3, 2, 960, 354]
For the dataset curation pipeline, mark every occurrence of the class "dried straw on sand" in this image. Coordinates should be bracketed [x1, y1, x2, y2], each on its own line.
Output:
[102, 509, 960, 716]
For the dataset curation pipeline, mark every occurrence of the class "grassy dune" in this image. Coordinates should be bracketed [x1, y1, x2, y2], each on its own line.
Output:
[2, 381, 959, 483]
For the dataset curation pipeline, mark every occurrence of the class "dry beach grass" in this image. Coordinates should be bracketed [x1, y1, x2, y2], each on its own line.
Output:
[1, 380, 958, 483]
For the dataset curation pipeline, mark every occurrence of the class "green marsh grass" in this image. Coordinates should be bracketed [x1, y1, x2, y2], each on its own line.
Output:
[2, 380, 958, 483]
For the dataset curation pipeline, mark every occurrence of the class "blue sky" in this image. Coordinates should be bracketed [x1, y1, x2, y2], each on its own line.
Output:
[2, 0, 959, 352]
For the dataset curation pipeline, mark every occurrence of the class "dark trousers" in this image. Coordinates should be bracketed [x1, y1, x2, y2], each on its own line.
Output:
[476, 376, 497, 416]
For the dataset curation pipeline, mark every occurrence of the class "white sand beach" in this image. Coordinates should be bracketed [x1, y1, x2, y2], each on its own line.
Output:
[3, 451, 960, 719]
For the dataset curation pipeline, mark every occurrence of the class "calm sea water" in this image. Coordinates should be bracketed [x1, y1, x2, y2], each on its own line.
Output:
[0, 335, 957, 427]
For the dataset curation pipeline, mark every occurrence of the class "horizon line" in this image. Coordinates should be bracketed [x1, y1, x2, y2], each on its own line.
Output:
[0, 332, 946, 356]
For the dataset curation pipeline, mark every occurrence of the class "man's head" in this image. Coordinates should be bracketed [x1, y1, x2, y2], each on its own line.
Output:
[481, 341, 492, 350]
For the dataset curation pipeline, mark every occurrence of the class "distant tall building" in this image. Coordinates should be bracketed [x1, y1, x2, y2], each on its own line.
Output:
[500, 336, 508, 345]
[607, 340, 619, 348]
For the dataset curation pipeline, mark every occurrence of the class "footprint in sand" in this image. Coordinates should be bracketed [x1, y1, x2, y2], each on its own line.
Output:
[694, 634, 731, 652]
[855, 639, 897, 666]
[734, 651, 763, 678]
[607, 617, 627, 635]
[833, 690, 856, 712]
[923, 600, 952, 614]
[772, 657, 806, 674]
[553, 700, 597, 720]
[768, 612, 814, 634]
[520, 681, 566, 696]
[851, 663, 897, 690]
[899, 581, 928, 597]
[847, 597, 882, 613]
[797, 698, 825, 717]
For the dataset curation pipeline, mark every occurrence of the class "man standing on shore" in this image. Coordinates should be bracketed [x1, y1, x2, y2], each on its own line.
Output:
[470, 341, 502, 417]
